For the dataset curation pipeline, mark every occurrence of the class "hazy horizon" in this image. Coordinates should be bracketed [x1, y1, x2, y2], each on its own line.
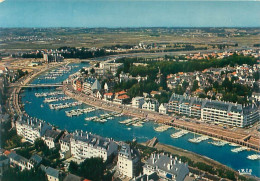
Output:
[1, 0, 260, 28]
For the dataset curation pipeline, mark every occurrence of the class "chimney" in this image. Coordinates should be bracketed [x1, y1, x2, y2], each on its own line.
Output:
[167, 164, 171, 170]
[152, 158, 155, 164]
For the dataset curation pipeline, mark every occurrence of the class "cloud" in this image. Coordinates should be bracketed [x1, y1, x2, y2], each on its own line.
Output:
[0, 0, 5, 3]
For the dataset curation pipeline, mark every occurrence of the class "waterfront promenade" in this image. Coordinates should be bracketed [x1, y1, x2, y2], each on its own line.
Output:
[63, 84, 260, 152]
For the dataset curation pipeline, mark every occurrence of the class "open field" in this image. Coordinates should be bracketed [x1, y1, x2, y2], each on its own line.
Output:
[1, 28, 260, 51]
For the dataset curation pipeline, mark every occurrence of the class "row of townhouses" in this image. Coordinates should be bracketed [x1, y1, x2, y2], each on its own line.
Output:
[168, 93, 259, 127]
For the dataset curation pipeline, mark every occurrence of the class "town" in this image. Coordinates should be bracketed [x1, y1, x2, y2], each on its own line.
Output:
[1, 34, 259, 181]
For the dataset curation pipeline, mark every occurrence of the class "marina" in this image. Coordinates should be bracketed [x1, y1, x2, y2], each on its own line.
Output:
[208, 140, 228, 147]
[119, 117, 145, 127]
[44, 96, 71, 103]
[171, 130, 189, 139]
[247, 154, 260, 160]
[154, 125, 172, 132]
[35, 91, 63, 97]
[65, 107, 97, 117]
[231, 147, 248, 153]
[20, 63, 260, 177]
[37, 65, 78, 81]
[188, 135, 209, 143]
[49, 101, 82, 110]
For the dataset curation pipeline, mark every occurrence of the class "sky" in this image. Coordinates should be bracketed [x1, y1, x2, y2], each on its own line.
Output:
[0, 0, 260, 27]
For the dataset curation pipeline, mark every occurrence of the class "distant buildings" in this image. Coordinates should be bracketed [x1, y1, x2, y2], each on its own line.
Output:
[43, 53, 64, 63]
[85, 62, 123, 76]
[143, 153, 189, 181]
[117, 144, 140, 178]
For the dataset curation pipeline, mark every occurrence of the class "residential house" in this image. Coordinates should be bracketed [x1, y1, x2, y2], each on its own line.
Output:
[28, 154, 42, 169]
[132, 97, 145, 108]
[114, 91, 130, 104]
[103, 92, 114, 101]
[42, 129, 61, 149]
[59, 133, 72, 159]
[7, 152, 30, 171]
[159, 103, 168, 114]
[41, 165, 61, 181]
[142, 98, 159, 112]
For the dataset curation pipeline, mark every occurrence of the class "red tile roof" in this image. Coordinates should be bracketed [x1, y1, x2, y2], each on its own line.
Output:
[117, 95, 129, 99]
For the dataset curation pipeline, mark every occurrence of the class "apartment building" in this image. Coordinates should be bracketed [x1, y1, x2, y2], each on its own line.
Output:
[117, 144, 140, 178]
[143, 153, 189, 181]
[70, 131, 118, 161]
[16, 116, 52, 143]
[168, 93, 259, 127]
[202, 101, 259, 127]
[43, 53, 64, 63]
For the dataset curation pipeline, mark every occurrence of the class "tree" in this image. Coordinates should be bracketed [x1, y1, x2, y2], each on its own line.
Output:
[69, 157, 105, 181]
[68, 161, 79, 174]
[34, 138, 50, 156]
[192, 80, 199, 91]
[198, 93, 207, 98]
[2, 167, 47, 181]
[90, 68, 95, 75]
[182, 81, 189, 91]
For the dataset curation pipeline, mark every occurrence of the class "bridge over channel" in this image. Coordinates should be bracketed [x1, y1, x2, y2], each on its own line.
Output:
[20, 83, 63, 88]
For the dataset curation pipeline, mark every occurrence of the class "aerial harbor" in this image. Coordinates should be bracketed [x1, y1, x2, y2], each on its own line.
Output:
[0, 0, 259, 181]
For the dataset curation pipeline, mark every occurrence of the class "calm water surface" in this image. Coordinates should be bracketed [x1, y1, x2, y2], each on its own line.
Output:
[21, 63, 260, 177]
